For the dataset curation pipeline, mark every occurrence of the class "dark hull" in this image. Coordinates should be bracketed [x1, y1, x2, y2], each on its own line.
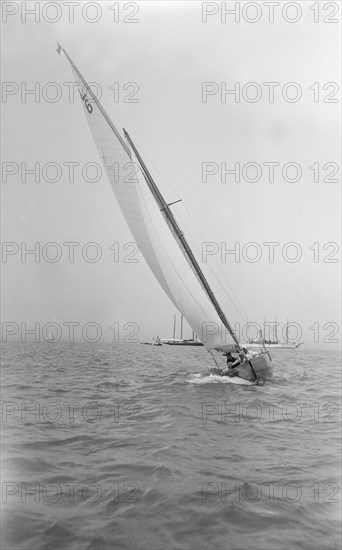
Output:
[164, 341, 204, 346]
[223, 352, 273, 383]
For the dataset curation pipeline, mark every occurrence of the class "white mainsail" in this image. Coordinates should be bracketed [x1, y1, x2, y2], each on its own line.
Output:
[58, 45, 238, 350]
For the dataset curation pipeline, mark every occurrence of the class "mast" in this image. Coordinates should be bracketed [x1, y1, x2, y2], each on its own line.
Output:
[180, 314, 184, 339]
[123, 129, 240, 348]
[173, 314, 176, 339]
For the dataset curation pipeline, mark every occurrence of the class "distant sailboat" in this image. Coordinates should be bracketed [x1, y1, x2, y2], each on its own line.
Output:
[162, 314, 204, 346]
[247, 318, 303, 350]
[57, 44, 273, 382]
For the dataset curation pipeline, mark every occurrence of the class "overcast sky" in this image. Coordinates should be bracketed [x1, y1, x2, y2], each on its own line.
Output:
[2, 1, 341, 346]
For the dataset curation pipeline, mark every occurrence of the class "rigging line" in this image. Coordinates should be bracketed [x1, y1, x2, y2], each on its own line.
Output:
[128, 138, 181, 200]
[184, 230, 248, 323]
[126, 130, 240, 347]
[210, 350, 220, 368]
[132, 151, 234, 348]
[131, 139, 249, 321]
[163, 210, 248, 324]
[134, 193, 224, 340]
[132, 138, 248, 320]
[179, 221, 249, 322]
[176, 208, 249, 322]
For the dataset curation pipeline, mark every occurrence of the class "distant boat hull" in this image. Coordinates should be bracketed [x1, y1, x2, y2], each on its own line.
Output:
[247, 342, 303, 350]
[163, 339, 203, 346]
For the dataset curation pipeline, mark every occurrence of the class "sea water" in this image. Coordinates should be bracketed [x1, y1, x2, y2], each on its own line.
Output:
[1, 343, 341, 550]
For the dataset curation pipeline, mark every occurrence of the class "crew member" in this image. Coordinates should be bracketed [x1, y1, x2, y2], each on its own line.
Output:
[224, 351, 236, 366]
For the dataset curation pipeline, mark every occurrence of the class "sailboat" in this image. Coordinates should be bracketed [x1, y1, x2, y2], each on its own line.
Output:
[162, 314, 204, 346]
[152, 336, 162, 346]
[247, 319, 303, 350]
[57, 44, 273, 383]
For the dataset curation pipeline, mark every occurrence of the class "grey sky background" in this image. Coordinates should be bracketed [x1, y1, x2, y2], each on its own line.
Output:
[2, 1, 341, 345]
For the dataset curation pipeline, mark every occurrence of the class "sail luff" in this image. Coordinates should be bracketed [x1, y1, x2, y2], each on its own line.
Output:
[58, 45, 181, 309]
[58, 45, 130, 158]
[123, 129, 240, 347]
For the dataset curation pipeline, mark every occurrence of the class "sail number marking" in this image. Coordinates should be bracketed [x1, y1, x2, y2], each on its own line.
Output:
[79, 90, 93, 114]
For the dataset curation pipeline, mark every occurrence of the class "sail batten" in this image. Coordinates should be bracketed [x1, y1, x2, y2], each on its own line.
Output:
[58, 44, 238, 350]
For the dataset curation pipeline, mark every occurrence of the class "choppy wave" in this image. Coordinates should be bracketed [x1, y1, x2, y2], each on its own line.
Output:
[1, 343, 341, 550]
[189, 372, 256, 385]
